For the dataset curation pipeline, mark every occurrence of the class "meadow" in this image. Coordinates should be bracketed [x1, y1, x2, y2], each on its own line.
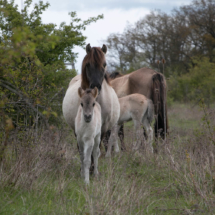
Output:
[0, 102, 215, 215]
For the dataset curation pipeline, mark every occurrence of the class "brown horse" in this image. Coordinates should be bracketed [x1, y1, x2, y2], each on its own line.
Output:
[109, 67, 168, 149]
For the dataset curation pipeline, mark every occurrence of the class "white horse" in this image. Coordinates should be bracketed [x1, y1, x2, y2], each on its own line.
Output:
[75, 87, 101, 184]
[62, 44, 120, 171]
[106, 93, 154, 157]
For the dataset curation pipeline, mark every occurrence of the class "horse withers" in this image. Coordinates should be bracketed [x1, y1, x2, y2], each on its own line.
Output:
[105, 94, 154, 157]
[75, 87, 101, 184]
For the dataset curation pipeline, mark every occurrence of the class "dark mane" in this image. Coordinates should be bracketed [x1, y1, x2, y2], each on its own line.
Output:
[109, 71, 123, 80]
[81, 47, 110, 89]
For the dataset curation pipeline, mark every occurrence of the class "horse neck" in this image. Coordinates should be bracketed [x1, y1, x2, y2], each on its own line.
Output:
[96, 80, 110, 104]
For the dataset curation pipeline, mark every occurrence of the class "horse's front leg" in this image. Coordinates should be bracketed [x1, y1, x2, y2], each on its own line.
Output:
[93, 134, 101, 176]
[83, 139, 94, 184]
[105, 125, 119, 157]
[77, 139, 84, 178]
[102, 130, 111, 152]
[118, 124, 126, 151]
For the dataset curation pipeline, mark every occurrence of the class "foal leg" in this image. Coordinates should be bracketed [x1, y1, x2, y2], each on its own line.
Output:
[133, 120, 143, 150]
[77, 139, 84, 178]
[83, 139, 94, 184]
[93, 134, 101, 176]
[143, 121, 154, 153]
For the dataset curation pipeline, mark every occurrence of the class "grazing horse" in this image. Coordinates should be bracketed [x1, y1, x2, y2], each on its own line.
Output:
[105, 94, 154, 157]
[75, 87, 101, 184]
[62, 44, 120, 169]
[109, 68, 168, 149]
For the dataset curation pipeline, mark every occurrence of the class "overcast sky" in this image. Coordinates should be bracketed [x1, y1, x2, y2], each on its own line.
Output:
[15, 0, 193, 73]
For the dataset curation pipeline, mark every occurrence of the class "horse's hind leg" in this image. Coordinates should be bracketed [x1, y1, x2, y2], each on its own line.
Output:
[133, 120, 143, 150]
[118, 124, 126, 151]
[143, 120, 154, 153]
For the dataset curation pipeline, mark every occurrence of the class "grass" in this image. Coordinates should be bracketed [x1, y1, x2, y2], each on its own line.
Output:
[0, 102, 215, 214]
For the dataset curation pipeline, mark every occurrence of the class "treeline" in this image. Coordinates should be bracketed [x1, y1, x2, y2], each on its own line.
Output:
[0, 0, 102, 131]
[105, 0, 215, 104]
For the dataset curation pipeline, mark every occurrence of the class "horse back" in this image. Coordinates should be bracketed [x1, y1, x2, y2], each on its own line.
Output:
[128, 68, 156, 98]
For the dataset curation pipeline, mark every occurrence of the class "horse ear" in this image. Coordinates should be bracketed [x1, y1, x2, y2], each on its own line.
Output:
[78, 87, 84, 98]
[92, 87, 98, 98]
[86, 43, 91, 54]
[101, 44, 107, 54]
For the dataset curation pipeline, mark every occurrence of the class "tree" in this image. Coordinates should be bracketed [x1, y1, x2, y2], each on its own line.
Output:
[105, 0, 215, 77]
[0, 0, 103, 129]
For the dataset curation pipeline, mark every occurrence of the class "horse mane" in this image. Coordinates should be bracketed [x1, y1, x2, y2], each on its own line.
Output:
[109, 71, 123, 80]
[81, 47, 110, 89]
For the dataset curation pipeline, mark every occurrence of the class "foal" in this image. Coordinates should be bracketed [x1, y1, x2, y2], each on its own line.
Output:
[106, 94, 154, 157]
[75, 87, 101, 184]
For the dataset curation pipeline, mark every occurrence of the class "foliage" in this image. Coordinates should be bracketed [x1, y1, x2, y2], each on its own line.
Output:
[0, 103, 215, 214]
[0, 0, 103, 129]
[168, 57, 215, 104]
[106, 0, 215, 75]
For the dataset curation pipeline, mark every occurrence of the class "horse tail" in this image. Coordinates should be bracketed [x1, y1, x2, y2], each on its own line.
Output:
[146, 99, 154, 125]
[151, 73, 168, 139]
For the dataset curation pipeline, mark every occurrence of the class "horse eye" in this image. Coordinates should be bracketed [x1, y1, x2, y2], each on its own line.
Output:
[93, 103, 95, 107]
[81, 103, 83, 107]
[103, 63, 106, 67]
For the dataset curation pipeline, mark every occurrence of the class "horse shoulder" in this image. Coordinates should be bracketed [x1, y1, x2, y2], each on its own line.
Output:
[62, 75, 81, 130]
[110, 75, 130, 98]
[69, 74, 81, 87]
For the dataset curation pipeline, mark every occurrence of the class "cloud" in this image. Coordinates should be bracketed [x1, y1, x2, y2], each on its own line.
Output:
[14, 0, 193, 73]
[40, 0, 191, 12]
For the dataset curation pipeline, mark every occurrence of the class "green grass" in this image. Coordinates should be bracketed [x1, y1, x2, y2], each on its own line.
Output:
[0, 103, 215, 214]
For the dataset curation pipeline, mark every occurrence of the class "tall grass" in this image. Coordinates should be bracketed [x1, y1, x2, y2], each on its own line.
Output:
[0, 103, 215, 214]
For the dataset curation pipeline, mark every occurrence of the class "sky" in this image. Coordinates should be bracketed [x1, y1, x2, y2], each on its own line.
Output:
[14, 0, 193, 73]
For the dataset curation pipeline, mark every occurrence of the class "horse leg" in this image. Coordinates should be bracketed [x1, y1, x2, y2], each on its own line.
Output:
[105, 124, 119, 157]
[118, 124, 126, 151]
[143, 122, 154, 153]
[103, 130, 111, 152]
[90, 132, 105, 174]
[93, 134, 101, 176]
[133, 120, 143, 150]
[77, 139, 84, 178]
[83, 139, 94, 184]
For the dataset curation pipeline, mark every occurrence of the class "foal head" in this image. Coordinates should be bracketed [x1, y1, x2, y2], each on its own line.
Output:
[81, 44, 109, 92]
[78, 87, 99, 123]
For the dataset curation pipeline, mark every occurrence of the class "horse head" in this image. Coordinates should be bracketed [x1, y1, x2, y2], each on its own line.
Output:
[81, 44, 107, 92]
[78, 87, 98, 123]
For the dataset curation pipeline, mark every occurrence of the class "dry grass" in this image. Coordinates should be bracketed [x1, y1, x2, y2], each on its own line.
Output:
[0, 103, 215, 214]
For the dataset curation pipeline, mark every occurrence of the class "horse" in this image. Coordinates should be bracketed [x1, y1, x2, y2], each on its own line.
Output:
[75, 87, 101, 184]
[109, 68, 168, 150]
[105, 93, 154, 157]
[62, 44, 120, 170]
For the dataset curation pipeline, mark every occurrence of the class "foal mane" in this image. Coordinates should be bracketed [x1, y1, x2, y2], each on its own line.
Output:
[81, 47, 110, 89]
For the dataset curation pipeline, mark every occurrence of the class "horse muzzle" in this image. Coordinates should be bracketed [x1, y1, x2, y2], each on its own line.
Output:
[84, 115, 92, 123]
